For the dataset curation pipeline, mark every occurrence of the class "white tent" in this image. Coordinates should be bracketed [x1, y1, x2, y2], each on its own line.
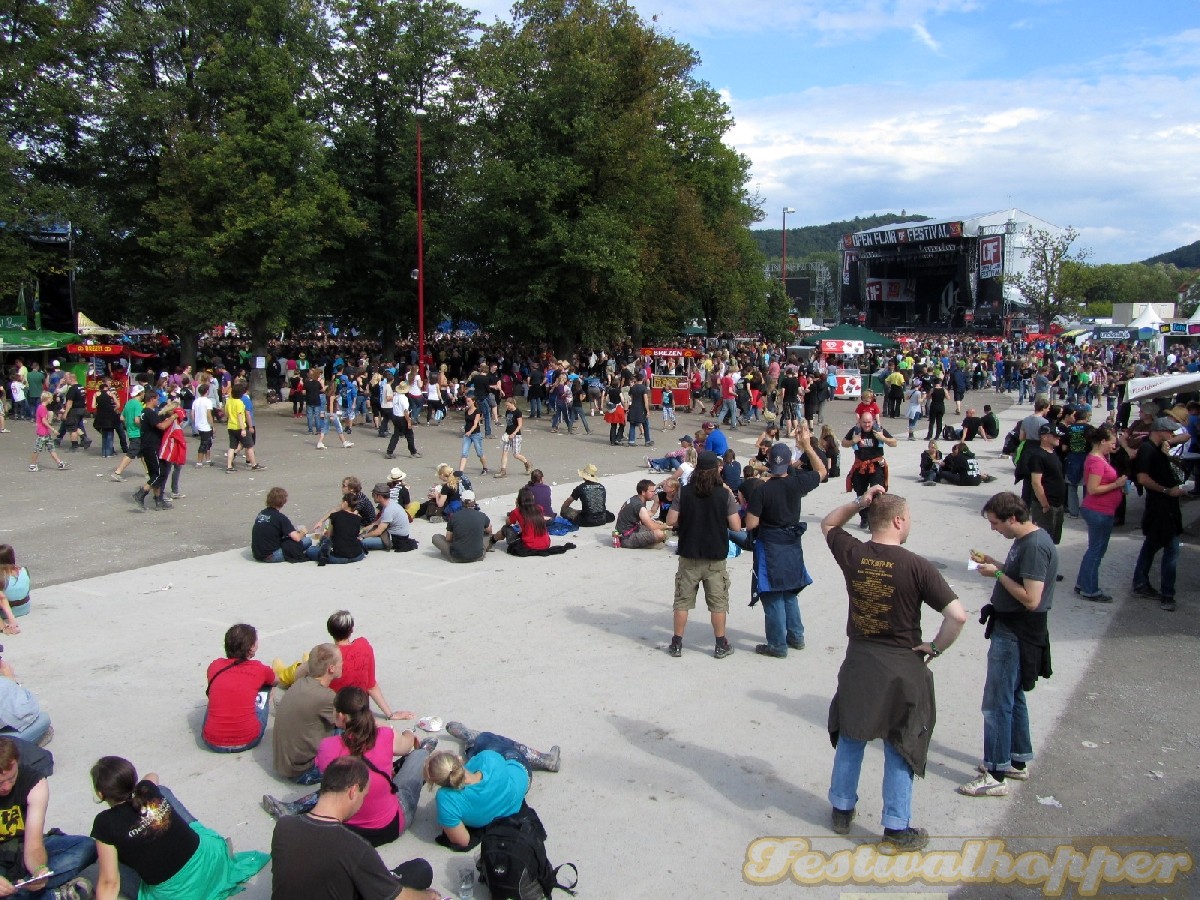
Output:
[1126, 372, 1200, 403]
[1128, 304, 1165, 328]
[1188, 306, 1200, 325]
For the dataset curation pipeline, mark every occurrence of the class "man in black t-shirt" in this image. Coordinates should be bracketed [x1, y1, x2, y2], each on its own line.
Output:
[0, 737, 96, 898]
[271, 757, 438, 900]
[1021, 425, 1066, 544]
[59, 373, 92, 451]
[251, 487, 312, 562]
[842, 412, 897, 529]
[959, 409, 984, 441]
[560, 465, 612, 527]
[1132, 417, 1186, 610]
[778, 367, 801, 434]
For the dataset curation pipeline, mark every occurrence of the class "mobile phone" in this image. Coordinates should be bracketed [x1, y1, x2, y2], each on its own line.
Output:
[12, 871, 54, 889]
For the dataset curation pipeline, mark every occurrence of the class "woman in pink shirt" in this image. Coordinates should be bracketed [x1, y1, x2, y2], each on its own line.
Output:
[1075, 426, 1128, 602]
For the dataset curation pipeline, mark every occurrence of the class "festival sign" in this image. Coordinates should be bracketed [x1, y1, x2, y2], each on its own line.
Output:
[842, 250, 856, 286]
[843, 221, 964, 249]
[978, 235, 1004, 279]
[865, 278, 916, 303]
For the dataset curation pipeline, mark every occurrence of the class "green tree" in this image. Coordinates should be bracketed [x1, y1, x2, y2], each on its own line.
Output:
[1007, 226, 1090, 329]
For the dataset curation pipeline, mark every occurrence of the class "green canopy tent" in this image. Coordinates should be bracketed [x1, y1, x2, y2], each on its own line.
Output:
[0, 329, 79, 352]
[798, 324, 898, 349]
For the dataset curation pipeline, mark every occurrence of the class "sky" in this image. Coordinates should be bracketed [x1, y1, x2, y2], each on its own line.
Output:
[470, 0, 1200, 265]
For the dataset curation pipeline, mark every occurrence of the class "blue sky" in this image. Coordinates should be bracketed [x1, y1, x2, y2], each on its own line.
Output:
[472, 0, 1200, 265]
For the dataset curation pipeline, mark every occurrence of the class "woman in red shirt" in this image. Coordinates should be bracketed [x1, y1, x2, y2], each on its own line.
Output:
[494, 488, 551, 556]
[202, 624, 275, 752]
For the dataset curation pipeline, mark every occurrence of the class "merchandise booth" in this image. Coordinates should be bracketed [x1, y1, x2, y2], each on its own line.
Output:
[639, 347, 699, 411]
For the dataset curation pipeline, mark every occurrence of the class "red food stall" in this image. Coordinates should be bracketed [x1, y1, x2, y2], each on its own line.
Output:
[640, 347, 700, 411]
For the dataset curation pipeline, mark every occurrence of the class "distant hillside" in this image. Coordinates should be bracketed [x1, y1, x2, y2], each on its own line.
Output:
[1144, 240, 1200, 269]
[753, 212, 931, 260]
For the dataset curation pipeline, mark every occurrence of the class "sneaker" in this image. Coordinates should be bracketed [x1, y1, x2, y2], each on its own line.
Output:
[1132, 584, 1161, 599]
[754, 644, 787, 659]
[343, 442, 354, 448]
[714, 640, 734, 659]
[36, 725, 54, 748]
[251, 463, 267, 470]
[261, 794, 291, 819]
[977, 762, 1029, 781]
[195, 461, 204, 468]
[384, 453, 395, 459]
[410, 451, 422, 458]
[418, 737, 439, 752]
[1161, 597, 1177, 612]
[109, 472, 123, 482]
[171, 492, 186, 500]
[880, 827, 929, 854]
[1079, 591, 1113, 602]
[51, 876, 93, 900]
[667, 638, 682, 658]
[57, 462, 68, 470]
[28, 464, 37, 472]
[957, 771, 1009, 797]
[831, 806, 855, 835]
[132, 489, 148, 505]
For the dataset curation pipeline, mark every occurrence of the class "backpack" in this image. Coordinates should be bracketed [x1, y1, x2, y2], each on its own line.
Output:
[478, 803, 577, 900]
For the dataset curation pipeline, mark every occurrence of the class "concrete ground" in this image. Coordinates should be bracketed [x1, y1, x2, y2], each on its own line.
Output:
[1, 389, 1196, 898]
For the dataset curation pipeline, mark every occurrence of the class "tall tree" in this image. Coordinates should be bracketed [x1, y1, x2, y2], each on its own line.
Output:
[1007, 226, 1090, 329]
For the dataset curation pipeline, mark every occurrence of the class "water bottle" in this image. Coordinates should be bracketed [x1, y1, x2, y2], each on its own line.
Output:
[459, 865, 475, 900]
[612, 531, 621, 548]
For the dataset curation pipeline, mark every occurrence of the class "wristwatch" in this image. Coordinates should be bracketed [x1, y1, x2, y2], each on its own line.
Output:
[853, 496, 864, 507]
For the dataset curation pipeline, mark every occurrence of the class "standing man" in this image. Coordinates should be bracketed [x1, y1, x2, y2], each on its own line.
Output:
[744, 426, 826, 658]
[820, 486, 967, 849]
[664, 451, 741, 659]
[239, 380, 266, 470]
[626, 371, 653, 447]
[1021, 424, 1066, 544]
[385, 378, 422, 460]
[270, 757, 440, 900]
[496, 397, 531, 478]
[192, 382, 215, 467]
[223, 381, 250, 473]
[110, 384, 145, 481]
[842, 412, 897, 530]
[778, 365, 801, 437]
[718, 366, 739, 429]
[960, 492, 1056, 797]
[59, 372, 90, 452]
[1131, 416, 1186, 611]
[132, 391, 178, 510]
[614, 480, 669, 549]
[303, 368, 324, 435]
[884, 366, 906, 419]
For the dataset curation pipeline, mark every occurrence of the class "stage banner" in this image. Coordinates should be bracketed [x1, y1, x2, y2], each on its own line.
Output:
[865, 278, 916, 303]
[979, 235, 1003, 279]
[842, 250, 856, 286]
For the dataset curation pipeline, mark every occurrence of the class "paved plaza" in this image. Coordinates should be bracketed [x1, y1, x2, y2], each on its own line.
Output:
[1, 393, 1197, 898]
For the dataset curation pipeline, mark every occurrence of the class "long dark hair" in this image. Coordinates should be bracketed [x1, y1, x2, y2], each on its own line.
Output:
[690, 465, 723, 498]
[336, 687, 377, 757]
[91, 756, 163, 818]
[515, 487, 547, 537]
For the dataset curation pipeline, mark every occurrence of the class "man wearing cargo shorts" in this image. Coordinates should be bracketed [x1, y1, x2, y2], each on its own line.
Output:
[664, 451, 742, 659]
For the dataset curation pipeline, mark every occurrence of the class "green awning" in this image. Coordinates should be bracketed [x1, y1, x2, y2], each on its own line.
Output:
[0, 329, 79, 352]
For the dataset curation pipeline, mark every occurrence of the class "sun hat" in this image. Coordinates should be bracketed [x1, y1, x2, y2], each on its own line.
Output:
[388, 467, 407, 481]
[578, 463, 601, 482]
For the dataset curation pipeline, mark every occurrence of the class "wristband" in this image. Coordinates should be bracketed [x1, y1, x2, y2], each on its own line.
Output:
[928, 641, 941, 658]
[994, 570, 1003, 581]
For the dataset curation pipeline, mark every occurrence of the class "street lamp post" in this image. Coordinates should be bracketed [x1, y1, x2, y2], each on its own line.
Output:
[415, 108, 427, 372]
[781, 206, 796, 294]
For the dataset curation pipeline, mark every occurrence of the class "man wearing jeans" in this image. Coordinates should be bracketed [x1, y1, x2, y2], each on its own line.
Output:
[1132, 417, 1186, 611]
[961, 492, 1056, 798]
[821, 486, 966, 852]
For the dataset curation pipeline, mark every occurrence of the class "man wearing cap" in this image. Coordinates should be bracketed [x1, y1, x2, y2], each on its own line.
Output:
[110, 383, 145, 481]
[614, 480, 669, 549]
[664, 450, 741, 659]
[1021, 424, 1066, 544]
[744, 423, 826, 658]
[361, 483, 416, 552]
[560, 464, 614, 527]
[385, 377, 422, 460]
[1131, 416, 1187, 611]
[431, 490, 491, 562]
[701, 421, 728, 458]
[647, 433, 693, 472]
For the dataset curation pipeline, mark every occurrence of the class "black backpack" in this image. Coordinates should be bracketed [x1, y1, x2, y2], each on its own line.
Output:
[478, 803, 577, 900]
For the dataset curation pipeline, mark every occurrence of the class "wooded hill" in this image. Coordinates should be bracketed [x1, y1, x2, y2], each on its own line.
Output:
[752, 213, 931, 260]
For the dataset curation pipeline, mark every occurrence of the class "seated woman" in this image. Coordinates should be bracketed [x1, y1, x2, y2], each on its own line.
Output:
[201, 624, 275, 753]
[754, 423, 780, 464]
[0, 545, 30, 633]
[304, 493, 367, 565]
[651, 477, 680, 523]
[424, 722, 561, 850]
[494, 488, 551, 556]
[646, 434, 693, 472]
[418, 464, 463, 520]
[273, 610, 412, 722]
[91, 756, 268, 900]
[937, 441, 983, 486]
[261, 687, 432, 843]
[918, 441, 943, 485]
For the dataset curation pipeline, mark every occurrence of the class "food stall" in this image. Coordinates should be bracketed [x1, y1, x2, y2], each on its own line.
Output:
[640, 347, 700, 411]
[820, 338, 865, 400]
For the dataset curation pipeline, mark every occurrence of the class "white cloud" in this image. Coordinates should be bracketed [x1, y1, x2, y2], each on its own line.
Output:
[728, 66, 1200, 263]
[910, 22, 941, 52]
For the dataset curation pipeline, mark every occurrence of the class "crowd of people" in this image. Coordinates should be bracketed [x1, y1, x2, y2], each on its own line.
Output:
[1, 329, 1197, 895]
